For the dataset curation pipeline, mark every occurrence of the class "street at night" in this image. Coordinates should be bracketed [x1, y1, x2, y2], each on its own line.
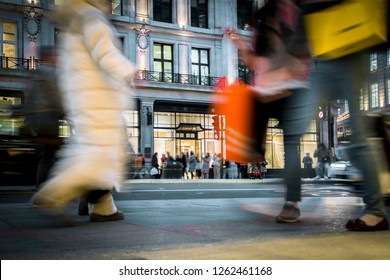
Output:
[1, 179, 389, 260]
[1, 1, 390, 280]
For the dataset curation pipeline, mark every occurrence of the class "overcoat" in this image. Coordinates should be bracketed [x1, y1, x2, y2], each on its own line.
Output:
[33, 1, 136, 205]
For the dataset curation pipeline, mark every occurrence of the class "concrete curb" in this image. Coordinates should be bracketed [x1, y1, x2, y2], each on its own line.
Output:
[124, 178, 283, 184]
[124, 178, 353, 185]
[0, 178, 355, 192]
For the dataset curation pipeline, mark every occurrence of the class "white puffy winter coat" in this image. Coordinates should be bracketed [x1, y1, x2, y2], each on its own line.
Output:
[34, 4, 136, 205]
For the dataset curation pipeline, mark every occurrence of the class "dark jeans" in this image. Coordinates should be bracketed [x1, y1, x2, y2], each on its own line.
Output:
[312, 54, 385, 216]
[257, 87, 315, 202]
[315, 162, 329, 178]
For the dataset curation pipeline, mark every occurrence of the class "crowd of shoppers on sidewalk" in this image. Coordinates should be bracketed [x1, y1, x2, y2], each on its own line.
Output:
[148, 151, 268, 180]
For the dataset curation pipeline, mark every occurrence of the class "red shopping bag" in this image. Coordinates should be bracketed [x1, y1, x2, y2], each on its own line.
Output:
[211, 79, 267, 163]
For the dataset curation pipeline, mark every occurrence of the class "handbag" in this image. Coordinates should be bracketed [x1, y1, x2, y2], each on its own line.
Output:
[304, 0, 387, 59]
[150, 167, 159, 176]
[211, 79, 267, 163]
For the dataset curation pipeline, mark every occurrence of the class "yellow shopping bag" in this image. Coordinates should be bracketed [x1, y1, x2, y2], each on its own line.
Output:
[304, 0, 387, 59]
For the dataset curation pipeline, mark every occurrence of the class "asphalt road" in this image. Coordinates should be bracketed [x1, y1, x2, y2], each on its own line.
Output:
[0, 180, 360, 202]
[118, 181, 361, 200]
[0, 180, 389, 260]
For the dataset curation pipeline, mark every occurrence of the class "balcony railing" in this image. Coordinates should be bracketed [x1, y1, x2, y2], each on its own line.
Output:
[135, 70, 219, 87]
[0, 58, 221, 87]
[0, 56, 39, 70]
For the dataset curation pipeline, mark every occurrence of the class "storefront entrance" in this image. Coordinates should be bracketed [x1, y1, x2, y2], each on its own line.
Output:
[175, 139, 202, 158]
[175, 123, 204, 157]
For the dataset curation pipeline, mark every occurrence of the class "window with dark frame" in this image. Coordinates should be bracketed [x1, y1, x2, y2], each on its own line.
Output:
[153, 0, 173, 23]
[370, 52, 378, 72]
[1, 22, 16, 58]
[153, 43, 173, 83]
[238, 61, 252, 84]
[237, 0, 254, 30]
[191, 0, 208, 28]
[371, 83, 379, 108]
[112, 0, 123, 15]
[191, 48, 210, 85]
[1, 21, 17, 69]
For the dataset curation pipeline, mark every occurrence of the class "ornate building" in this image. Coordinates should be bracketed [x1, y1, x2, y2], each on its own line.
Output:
[8, 0, 383, 171]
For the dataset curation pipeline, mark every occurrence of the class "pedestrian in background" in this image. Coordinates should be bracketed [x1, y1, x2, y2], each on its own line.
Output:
[302, 152, 313, 178]
[260, 160, 268, 179]
[151, 152, 159, 169]
[160, 153, 168, 168]
[166, 152, 174, 162]
[151, 152, 160, 179]
[202, 152, 211, 179]
[177, 152, 187, 179]
[185, 152, 191, 179]
[133, 152, 145, 179]
[195, 155, 202, 178]
[32, 0, 136, 222]
[188, 151, 197, 179]
[213, 153, 221, 179]
[313, 143, 331, 179]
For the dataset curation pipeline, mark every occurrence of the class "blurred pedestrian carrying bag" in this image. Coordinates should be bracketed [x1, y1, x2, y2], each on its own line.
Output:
[304, 0, 387, 59]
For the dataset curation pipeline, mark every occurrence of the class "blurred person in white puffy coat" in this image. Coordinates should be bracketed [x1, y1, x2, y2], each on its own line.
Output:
[32, 0, 136, 222]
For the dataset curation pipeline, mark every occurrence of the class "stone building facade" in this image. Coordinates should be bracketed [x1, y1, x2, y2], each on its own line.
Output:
[2, 0, 388, 171]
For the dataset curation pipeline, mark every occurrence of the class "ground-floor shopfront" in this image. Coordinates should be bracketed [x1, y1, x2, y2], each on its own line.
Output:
[125, 99, 320, 169]
[1, 90, 320, 171]
[123, 100, 221, 165]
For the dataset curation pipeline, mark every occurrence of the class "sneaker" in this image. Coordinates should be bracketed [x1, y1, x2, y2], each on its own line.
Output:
[324, 175, 329, 180]
[275, 203, 301, 223]
[89, 211, 124, 222]
[313, 176, 321, 180]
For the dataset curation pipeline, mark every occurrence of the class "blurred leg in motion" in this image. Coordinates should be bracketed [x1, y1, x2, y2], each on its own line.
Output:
[312, 55, 388, 231]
